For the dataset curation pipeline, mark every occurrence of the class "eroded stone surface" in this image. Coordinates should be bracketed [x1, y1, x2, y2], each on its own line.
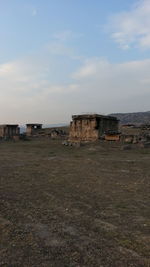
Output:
[69, 114, 119, 142]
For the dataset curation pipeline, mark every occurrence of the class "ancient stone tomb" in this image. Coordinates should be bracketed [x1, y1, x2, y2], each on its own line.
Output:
[0, 124, 20, 138]
[26, 124, 42, 136]
[69, 114, 119, 142]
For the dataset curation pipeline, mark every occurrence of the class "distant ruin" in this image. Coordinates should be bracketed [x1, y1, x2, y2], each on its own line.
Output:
[104, 131, 120, 141]
[0, 113, 149, 145]
[69, 114, 119, 142]
[26, 124, 42, 136]
[0, 125, 20, 139]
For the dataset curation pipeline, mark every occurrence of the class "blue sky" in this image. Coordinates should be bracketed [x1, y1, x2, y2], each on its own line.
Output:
[0, 0, 146, 62]
[0, 0, 150, 123]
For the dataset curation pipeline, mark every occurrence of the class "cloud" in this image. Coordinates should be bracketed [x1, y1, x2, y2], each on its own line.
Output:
[107, 0, 150, 49]
[72, 57, 150, 112]
[0, 40, 150, 123]
[73, 58, 110, 79]
[0, 41, 81, 123]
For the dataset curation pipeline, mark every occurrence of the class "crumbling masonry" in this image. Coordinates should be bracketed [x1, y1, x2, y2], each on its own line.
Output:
[0, 125, 20, 138]
[26, 124, 42, 136]
[69, 114, 119, 142]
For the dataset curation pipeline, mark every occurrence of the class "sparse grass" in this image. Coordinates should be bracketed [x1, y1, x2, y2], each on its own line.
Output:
[0, 139, 150, 266]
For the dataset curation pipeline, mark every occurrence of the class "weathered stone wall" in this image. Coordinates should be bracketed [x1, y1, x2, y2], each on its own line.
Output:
[0, 125, 20, 138]
[105, 134, 120, 141]
[98, 118, 118, 135]
[26, 124, 42, 136]
[0, 127, 5, 137]
[69, 118, 99, 141]
[69, 114, 119, 142]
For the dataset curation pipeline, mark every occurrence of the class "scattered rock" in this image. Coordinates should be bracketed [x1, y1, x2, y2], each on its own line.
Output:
[62, 141, 69, 146]
[62, 141, 82, 147]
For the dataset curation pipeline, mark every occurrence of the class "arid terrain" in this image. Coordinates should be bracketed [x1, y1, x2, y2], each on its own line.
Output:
[0, 139, 150, 266]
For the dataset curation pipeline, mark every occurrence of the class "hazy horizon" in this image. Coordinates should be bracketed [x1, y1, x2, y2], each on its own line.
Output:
[2, 110, 150, 126]
[0, 0, 150, 124]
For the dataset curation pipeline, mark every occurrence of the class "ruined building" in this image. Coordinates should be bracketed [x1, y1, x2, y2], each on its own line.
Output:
[0, 125, 20, 138]
[26, 124, 42, 136]
[104, 131, 120, 141]
[69, 114, 119, 142]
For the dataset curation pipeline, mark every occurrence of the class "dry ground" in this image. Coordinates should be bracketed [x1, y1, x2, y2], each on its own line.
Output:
[0, 139, 150, 266]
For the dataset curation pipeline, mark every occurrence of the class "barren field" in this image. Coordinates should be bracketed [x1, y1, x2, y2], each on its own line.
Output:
[0, 139, 150, 266]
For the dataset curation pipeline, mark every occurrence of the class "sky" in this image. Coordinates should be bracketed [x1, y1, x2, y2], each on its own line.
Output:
[0, 0, 150, 124]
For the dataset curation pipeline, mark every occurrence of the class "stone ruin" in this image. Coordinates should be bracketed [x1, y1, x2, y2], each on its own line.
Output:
[69, 114, 119, 142]
[50, 129, 66, 139]
[0, 124, 20, 139]
[68, 114, 150, 147]
[25, 123, 68, 139]
[104, 130, 121, 141]
[26, 124, 42, 136]
[0, 116, 149, 147]
[120, 123, 150, 145]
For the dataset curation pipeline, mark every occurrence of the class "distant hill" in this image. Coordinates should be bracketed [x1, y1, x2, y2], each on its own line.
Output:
[109, 111, 150, 125]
